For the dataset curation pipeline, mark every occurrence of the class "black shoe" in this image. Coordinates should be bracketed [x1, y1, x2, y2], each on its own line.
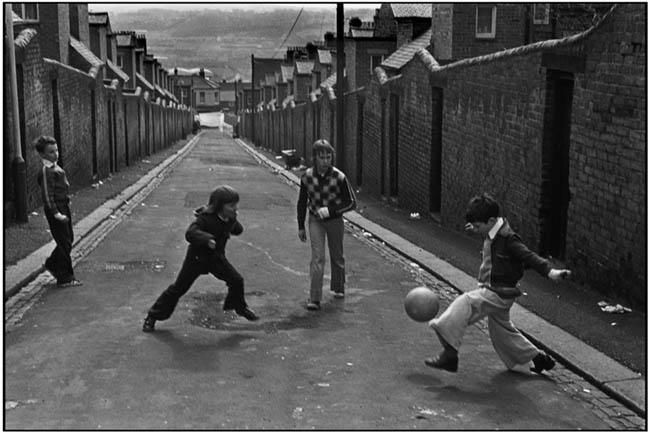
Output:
[142, 316, 156, 332]
[530, 351, 555, 374]
[43, 261, 58, 278]
[424, 352, 459, 372]
[236, 307, 259, 321]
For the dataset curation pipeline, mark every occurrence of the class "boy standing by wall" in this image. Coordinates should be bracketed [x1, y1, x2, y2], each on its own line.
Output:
[426, 193, 570, 374]
[34, 135, 82, 287]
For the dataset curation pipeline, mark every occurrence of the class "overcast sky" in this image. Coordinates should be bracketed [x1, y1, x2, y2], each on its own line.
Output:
[89, 2, 381, 13]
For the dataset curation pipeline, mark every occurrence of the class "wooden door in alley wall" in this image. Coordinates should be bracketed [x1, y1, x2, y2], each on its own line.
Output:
[429, 87, 443, 214]
[389, 93, 399, 198]
[356, 98, 364, 187]
[539, 69, 573, 261]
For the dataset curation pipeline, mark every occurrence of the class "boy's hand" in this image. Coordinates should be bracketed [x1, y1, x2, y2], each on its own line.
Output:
[298, 229, 307, 242]
[54, 212, 69, 222]
[207, 239, 217, 250]
[548, 269, 571, 281]
[316, 207, 330, 219]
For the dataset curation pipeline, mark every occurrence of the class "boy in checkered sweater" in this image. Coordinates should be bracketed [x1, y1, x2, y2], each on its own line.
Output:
[34, 135, 82, 287]
[297, 139, 356, 310]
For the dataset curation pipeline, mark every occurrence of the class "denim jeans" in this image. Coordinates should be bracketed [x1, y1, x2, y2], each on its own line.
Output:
[308, 215, 345, 302]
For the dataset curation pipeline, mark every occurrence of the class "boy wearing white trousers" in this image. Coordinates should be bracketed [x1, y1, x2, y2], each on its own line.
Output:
[426, 193, 570, 373]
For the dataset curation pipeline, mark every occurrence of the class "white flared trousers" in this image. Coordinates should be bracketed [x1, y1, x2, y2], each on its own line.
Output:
[429, 288, 539, 369]
[308, 215, 345, 302]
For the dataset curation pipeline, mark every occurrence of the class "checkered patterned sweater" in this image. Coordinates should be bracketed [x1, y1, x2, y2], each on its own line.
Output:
[297, 166, 356, 230]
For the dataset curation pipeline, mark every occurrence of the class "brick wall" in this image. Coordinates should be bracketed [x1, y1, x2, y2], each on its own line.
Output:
[563, 4, 646, 303]
[390, 58, 434, 215]
[124, 95, 141, 163]
[16, 32, 55, 212]
[452, 4, 528, 60]
[441, 56, 546, 238]
[396, 21, 414, 48]
[47, 61, 95, 189]
[360, 77, 386, 196]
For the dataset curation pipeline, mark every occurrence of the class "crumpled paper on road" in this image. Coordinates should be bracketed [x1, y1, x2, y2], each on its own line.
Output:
[598, 301, 632, 314]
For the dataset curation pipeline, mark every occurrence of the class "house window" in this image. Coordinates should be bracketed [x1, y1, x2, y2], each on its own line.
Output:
[12, 3, 39, 21]
[199, 92, 205, 104]
[214, 91, 219, 101]
[475, 5, 497, 39]
[370, 55, 384, 73]
[117, 54, 124, 68]
[533, 3, 550, 25]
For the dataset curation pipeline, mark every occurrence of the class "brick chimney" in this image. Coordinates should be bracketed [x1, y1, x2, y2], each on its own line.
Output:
[431, 4, 454, 61]
[37, 3, 70, 63]
[69, 4, 90, 48]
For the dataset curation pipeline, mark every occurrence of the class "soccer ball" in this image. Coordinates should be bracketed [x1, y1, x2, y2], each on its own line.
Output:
[404, 286, 440, 322]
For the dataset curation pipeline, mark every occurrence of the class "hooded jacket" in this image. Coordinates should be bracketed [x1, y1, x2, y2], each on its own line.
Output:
[184, 206, 243, 264]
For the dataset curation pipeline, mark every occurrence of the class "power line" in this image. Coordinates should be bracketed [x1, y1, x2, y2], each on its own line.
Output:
[272, 7, 304, 59]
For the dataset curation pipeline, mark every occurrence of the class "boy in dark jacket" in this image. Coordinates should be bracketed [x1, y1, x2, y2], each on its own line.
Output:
[425, 193, 570, 374]
[34, 135, 82, 288]
[143, 185, 258, 332]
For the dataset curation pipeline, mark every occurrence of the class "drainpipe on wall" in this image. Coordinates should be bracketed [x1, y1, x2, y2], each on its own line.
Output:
[5, 4, 28, 222]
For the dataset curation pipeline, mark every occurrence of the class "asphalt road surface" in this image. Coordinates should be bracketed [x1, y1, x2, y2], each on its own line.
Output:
[4, 131, 633, 429]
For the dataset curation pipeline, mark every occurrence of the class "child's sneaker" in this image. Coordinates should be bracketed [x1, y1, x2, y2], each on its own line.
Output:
[306, 301, 321, 310]
[530, 351, 555, 374]
[332, 291, 344, 299]
[142, 316, 156, 332]
[57, 278, 83, 288]
[424, 351, 459, 372]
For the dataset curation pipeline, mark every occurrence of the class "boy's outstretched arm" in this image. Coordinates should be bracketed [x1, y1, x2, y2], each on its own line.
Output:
[507, 234, 571, 281]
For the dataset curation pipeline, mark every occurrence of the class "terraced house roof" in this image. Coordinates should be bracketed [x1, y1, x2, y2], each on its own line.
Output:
[294, 60, 314, 75]
[135, 72, 154, 92]
[116, 33, 134, 47]
[317, 49, 332, 65]
[381, 27, 432, 71]
[106, 59, 129, 82]
[390, 3, 431, 18]
[70, 36, 102, 68]
[281, 65, 294, 82]
[88, 12, 109, 26]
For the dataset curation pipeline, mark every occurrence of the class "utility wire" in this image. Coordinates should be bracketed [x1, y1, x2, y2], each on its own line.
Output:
[272, 7, 304, 59]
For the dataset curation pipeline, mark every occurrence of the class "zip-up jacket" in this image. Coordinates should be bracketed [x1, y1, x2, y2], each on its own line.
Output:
[185, 206, 243, 264]
[297, 166, 356, 230]
[485, 219, 553, 298]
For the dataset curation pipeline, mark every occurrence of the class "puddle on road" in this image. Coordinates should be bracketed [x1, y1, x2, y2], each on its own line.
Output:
[188, 291, 347, 334]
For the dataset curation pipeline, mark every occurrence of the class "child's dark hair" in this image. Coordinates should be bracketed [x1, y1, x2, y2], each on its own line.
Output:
[312, 139, 335, 165]
[34, 135, 57, 153]
[465, 193, 499, 223]
[208, 185, 239, 213]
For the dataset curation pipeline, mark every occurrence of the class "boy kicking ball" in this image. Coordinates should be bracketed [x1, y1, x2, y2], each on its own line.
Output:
[426, 193, 570, 374]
